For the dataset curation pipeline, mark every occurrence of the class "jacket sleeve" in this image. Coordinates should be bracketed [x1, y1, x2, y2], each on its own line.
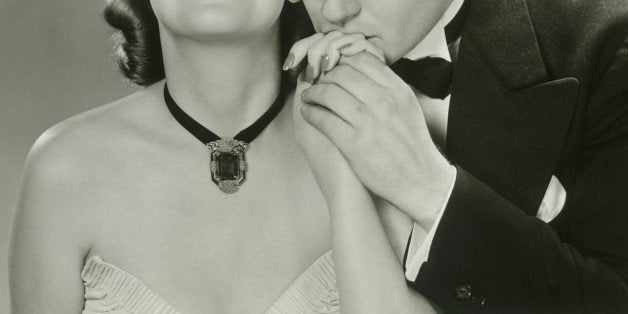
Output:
[405, 31, 628, 313]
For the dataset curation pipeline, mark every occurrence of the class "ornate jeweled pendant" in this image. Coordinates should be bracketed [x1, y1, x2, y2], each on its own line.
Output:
[207, 139, 248, 194]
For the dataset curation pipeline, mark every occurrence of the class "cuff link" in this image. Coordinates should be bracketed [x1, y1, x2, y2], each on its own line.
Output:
[456, 283, 486, 307]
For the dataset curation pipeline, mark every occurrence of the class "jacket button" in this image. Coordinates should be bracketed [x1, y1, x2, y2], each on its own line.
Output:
[455, 284, 472, 300]
[471, 294, 486, 307]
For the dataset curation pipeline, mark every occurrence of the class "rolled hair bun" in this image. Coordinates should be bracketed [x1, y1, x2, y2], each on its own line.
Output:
[104, 0, 164, 86]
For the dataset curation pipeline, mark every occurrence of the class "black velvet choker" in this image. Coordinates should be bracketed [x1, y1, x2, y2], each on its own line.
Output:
[163, 83, 286, 194]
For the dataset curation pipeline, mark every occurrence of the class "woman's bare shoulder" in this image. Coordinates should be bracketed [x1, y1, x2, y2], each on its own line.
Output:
[26, 83, 166, 176]
[17, 83, 169, 225]
[34, 83, 164, 146]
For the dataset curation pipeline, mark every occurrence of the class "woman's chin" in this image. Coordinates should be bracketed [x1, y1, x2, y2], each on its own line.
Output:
[152, 0, 284, 41]
[176, 23, 277, 42]
[173, 6, 280, 40]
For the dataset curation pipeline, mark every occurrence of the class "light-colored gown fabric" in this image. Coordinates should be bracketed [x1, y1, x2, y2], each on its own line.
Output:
[81, 251, 339, 314]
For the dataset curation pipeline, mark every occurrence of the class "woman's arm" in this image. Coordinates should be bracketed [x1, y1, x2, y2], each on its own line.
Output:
[10, 130, 92, 313]
[326, 163, 436, 314]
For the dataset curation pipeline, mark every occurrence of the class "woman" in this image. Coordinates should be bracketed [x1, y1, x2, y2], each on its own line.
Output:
[9, 0, 434, 313]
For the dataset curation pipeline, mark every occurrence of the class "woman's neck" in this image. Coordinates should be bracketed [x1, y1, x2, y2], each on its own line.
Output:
[161, 27, 282, 138]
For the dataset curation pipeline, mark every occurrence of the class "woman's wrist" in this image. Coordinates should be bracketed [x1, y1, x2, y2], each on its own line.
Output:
[324, 177, 373, 216]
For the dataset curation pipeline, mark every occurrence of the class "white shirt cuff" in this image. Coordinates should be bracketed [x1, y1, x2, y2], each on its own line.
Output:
[405, 165, 457, 282]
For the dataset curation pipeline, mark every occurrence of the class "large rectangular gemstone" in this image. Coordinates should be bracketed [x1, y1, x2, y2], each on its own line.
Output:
[216, 152, 240, 180]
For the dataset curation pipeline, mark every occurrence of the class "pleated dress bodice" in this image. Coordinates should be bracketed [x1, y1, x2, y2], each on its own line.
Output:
[81, 251, 339, 314]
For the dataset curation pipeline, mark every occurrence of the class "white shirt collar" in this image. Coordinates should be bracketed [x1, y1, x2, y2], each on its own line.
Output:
[403, 0, 465, 62]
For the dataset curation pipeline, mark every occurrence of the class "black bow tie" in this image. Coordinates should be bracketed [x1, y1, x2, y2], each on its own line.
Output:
[390, 57, 453, 100]
[390, 0, 467, 100]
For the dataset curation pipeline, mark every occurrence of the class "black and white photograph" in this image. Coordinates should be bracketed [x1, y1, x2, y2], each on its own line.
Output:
[1, 0, 627, 313]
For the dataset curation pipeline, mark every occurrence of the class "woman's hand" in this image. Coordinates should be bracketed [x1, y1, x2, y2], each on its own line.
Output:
[287, 33, 454, 232]
[284, 31, 386, 83]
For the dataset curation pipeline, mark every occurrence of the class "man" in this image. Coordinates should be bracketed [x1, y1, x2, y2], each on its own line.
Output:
[290, 0, 628, 312]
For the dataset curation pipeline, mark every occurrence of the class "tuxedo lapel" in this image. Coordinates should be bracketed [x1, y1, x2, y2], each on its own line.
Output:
[463, 0, 547, 90]
[447, 0, 580, 215]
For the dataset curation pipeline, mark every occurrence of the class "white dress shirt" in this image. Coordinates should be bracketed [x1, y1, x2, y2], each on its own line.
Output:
[402, 0, 567, 282]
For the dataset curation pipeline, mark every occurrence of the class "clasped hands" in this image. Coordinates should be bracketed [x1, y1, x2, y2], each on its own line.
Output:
[286, 31, 454, 232]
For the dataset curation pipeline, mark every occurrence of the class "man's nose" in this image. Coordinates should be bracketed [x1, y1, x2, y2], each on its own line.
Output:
[321, 0, 361, 25]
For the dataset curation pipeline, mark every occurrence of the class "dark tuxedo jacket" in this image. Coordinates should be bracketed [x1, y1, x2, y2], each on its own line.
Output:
[405, 0, 628, 312]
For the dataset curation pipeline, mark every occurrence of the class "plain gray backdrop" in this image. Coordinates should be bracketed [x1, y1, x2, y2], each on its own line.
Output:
[0, 1, 137, 311]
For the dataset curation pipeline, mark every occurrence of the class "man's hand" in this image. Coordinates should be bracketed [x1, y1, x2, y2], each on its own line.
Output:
[299, 51, 454, 231]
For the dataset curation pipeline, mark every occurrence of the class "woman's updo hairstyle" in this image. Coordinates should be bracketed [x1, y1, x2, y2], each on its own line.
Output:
[103, 0, 314, 86]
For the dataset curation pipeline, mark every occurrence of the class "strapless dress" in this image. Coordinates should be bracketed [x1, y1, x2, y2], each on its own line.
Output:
[81, 251, 339, 314]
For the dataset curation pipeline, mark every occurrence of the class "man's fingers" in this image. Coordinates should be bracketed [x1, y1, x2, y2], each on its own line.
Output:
[300, 102, 355, 148]
[301, 83, 364, 126]
[338, 52, 402, 88]
[339, 39, 386, 63]
[318, 63, 393, 118]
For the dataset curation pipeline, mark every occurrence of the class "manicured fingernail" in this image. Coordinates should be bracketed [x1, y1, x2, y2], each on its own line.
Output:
[305, 64, 314, 83]
[320, 55, 330, 73]
[282, 53, 295, 71]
